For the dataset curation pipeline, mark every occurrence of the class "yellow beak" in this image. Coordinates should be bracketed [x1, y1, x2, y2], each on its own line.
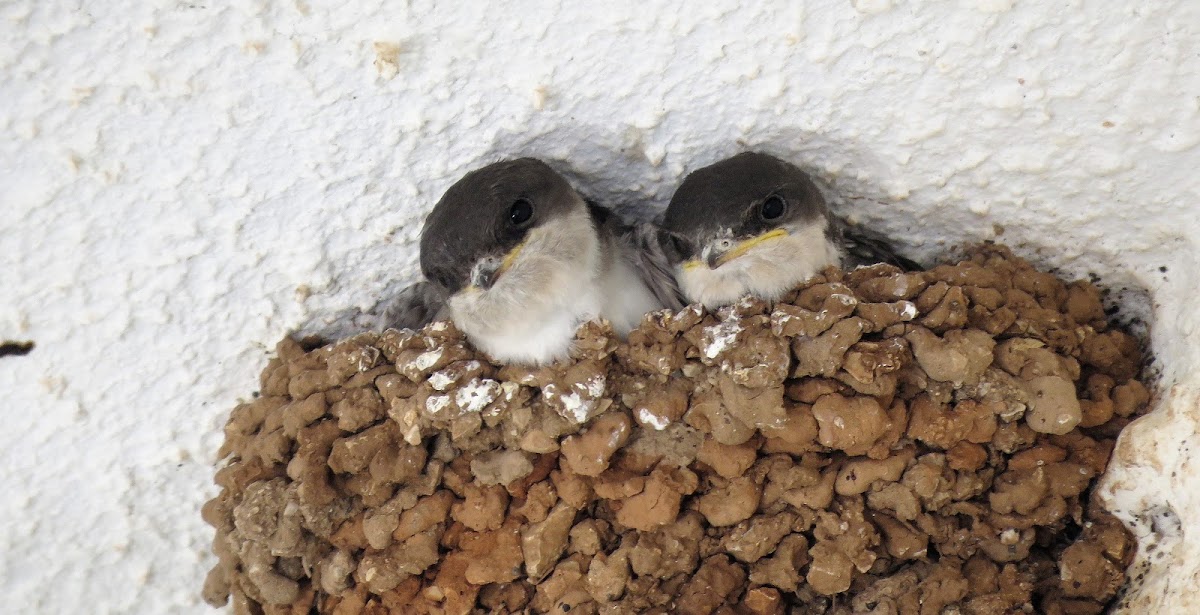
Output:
[465, 241, 527, 291]
[682, 228, 790, 270]
[499, 240, 525, 276]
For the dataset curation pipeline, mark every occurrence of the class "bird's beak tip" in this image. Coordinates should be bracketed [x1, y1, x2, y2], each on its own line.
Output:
[472, 242, 526, 289]
[713, 228, 790, 267]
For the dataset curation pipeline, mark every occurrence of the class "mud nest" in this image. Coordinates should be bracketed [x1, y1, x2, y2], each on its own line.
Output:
[203, 245, 1151, 615]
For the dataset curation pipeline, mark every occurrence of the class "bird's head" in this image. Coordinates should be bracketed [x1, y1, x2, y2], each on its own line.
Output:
[419, 158, 590, 297]
[661, 152, 841, 307]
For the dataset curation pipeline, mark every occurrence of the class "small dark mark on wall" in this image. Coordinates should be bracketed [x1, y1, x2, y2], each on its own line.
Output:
[0, 340, 35, 358]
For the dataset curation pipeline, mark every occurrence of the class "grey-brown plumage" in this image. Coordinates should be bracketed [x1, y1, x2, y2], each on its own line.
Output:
[389, 158, 682, 364]
[662, 152, 915, 307]
[380, 280, 449, 330]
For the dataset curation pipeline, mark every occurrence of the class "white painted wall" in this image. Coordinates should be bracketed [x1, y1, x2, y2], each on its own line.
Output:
[2, 1, 1197, 612]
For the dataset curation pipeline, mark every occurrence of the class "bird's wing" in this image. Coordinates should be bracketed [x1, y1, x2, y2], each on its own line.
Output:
[618, 221, 688, 312]
[585, 201, 687, 312]
[375, 280, 449, 330]
[830, 216, 922, 271]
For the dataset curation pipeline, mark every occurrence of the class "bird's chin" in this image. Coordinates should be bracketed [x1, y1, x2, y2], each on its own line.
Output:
[443, 209, 603, 363]
[446, 279, 582, 366]
[446, 276, 532, 331]
[676, 262, 755, 309]
[678, 229, 839, 308]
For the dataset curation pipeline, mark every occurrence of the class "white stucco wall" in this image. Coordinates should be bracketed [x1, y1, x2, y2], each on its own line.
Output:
[2, 1, 1197, 612]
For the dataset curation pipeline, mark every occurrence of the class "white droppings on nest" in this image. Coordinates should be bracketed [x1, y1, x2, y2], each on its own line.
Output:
[427, 370, 454, 391]
[655, 356, 673, 373]
[555, 390, 591, 423]
[584, 374, 605, 397]
[412, 349, 443, 372]
[899, 301, 919, 320]
[702, 317, 742, 360]
[888, 274, 912, 297]
[637, 408, 671, 430]
[546, 374, 608, 424]
[1000, 528, 1020, 545]
[424, 394, 451, 415]
[500, 381, 520, 403]
[829, 293, 858, 308]
[769, 311, 795, 336]
[352, 346, 381, 372]
[1001, 403, 1027, 422]
[396, 404, 424, 446]
[455, 378, 501, 414]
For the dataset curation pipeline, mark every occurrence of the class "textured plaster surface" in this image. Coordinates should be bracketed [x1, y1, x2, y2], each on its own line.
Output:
[1, 1, 1198, 612]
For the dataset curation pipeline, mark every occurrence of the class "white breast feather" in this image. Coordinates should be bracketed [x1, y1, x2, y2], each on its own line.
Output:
[447, 207, 668, 365]
[598, 255, 661, 336]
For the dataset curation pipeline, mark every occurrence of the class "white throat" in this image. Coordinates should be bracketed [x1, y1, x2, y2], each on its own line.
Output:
[676, 222, 841, 308]
[447, 210, 662, 365]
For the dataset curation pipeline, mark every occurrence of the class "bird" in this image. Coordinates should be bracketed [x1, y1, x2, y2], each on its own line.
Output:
[660, 151, 916, 308]
[387, 157, 684, 365]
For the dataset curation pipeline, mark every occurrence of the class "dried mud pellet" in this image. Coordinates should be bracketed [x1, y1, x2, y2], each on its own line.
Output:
[927, 261, 1005, 290]
[627, 378, 689, 430]
[393, 491, 454, 542]
[460, 520, 525, 585]
[469, 449, 534, 486]
[560, 412, 632, 477]
[616, 465, 697, 531]
[906, 326, 995, 386]
[920, 285, 970, 331]
[856, 272, 930, 303]
[280, 394, 327, 438]
[872, 512, 928, 560]
[1059, 541, 1124, 600]
[812, 394, 890, 456]
[521, 502, 577, 581]
[722, 511, 797, 564]
[784, 378, 842, 404]
[807, 540, 856, 595]
[907, 396, 997, 450]
[749, 534, 809, 592]
[452, 483, 509, 531]
[675, 555, 747, 614]
[510, 481, 557, 523]
[792, 317, 867, 378]
[1025, 376, 1082, 435]
[696, 437, 758, 479]
[835, 451, 914, 496]
[586, 548, 631, 602]
[1112, 379, 1150, 417]
[696, 475, 761, 527]
[946, 441, 988, 471]
[759, 403, 820, 455]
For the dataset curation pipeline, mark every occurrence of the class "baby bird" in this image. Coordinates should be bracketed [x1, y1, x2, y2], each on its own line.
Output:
[661, 151, 914, 308]
[392, 158, 683, 365]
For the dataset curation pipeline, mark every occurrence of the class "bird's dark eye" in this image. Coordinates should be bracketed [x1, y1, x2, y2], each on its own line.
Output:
[760, 194, 787, 220]
[509, 198, 533, 226]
